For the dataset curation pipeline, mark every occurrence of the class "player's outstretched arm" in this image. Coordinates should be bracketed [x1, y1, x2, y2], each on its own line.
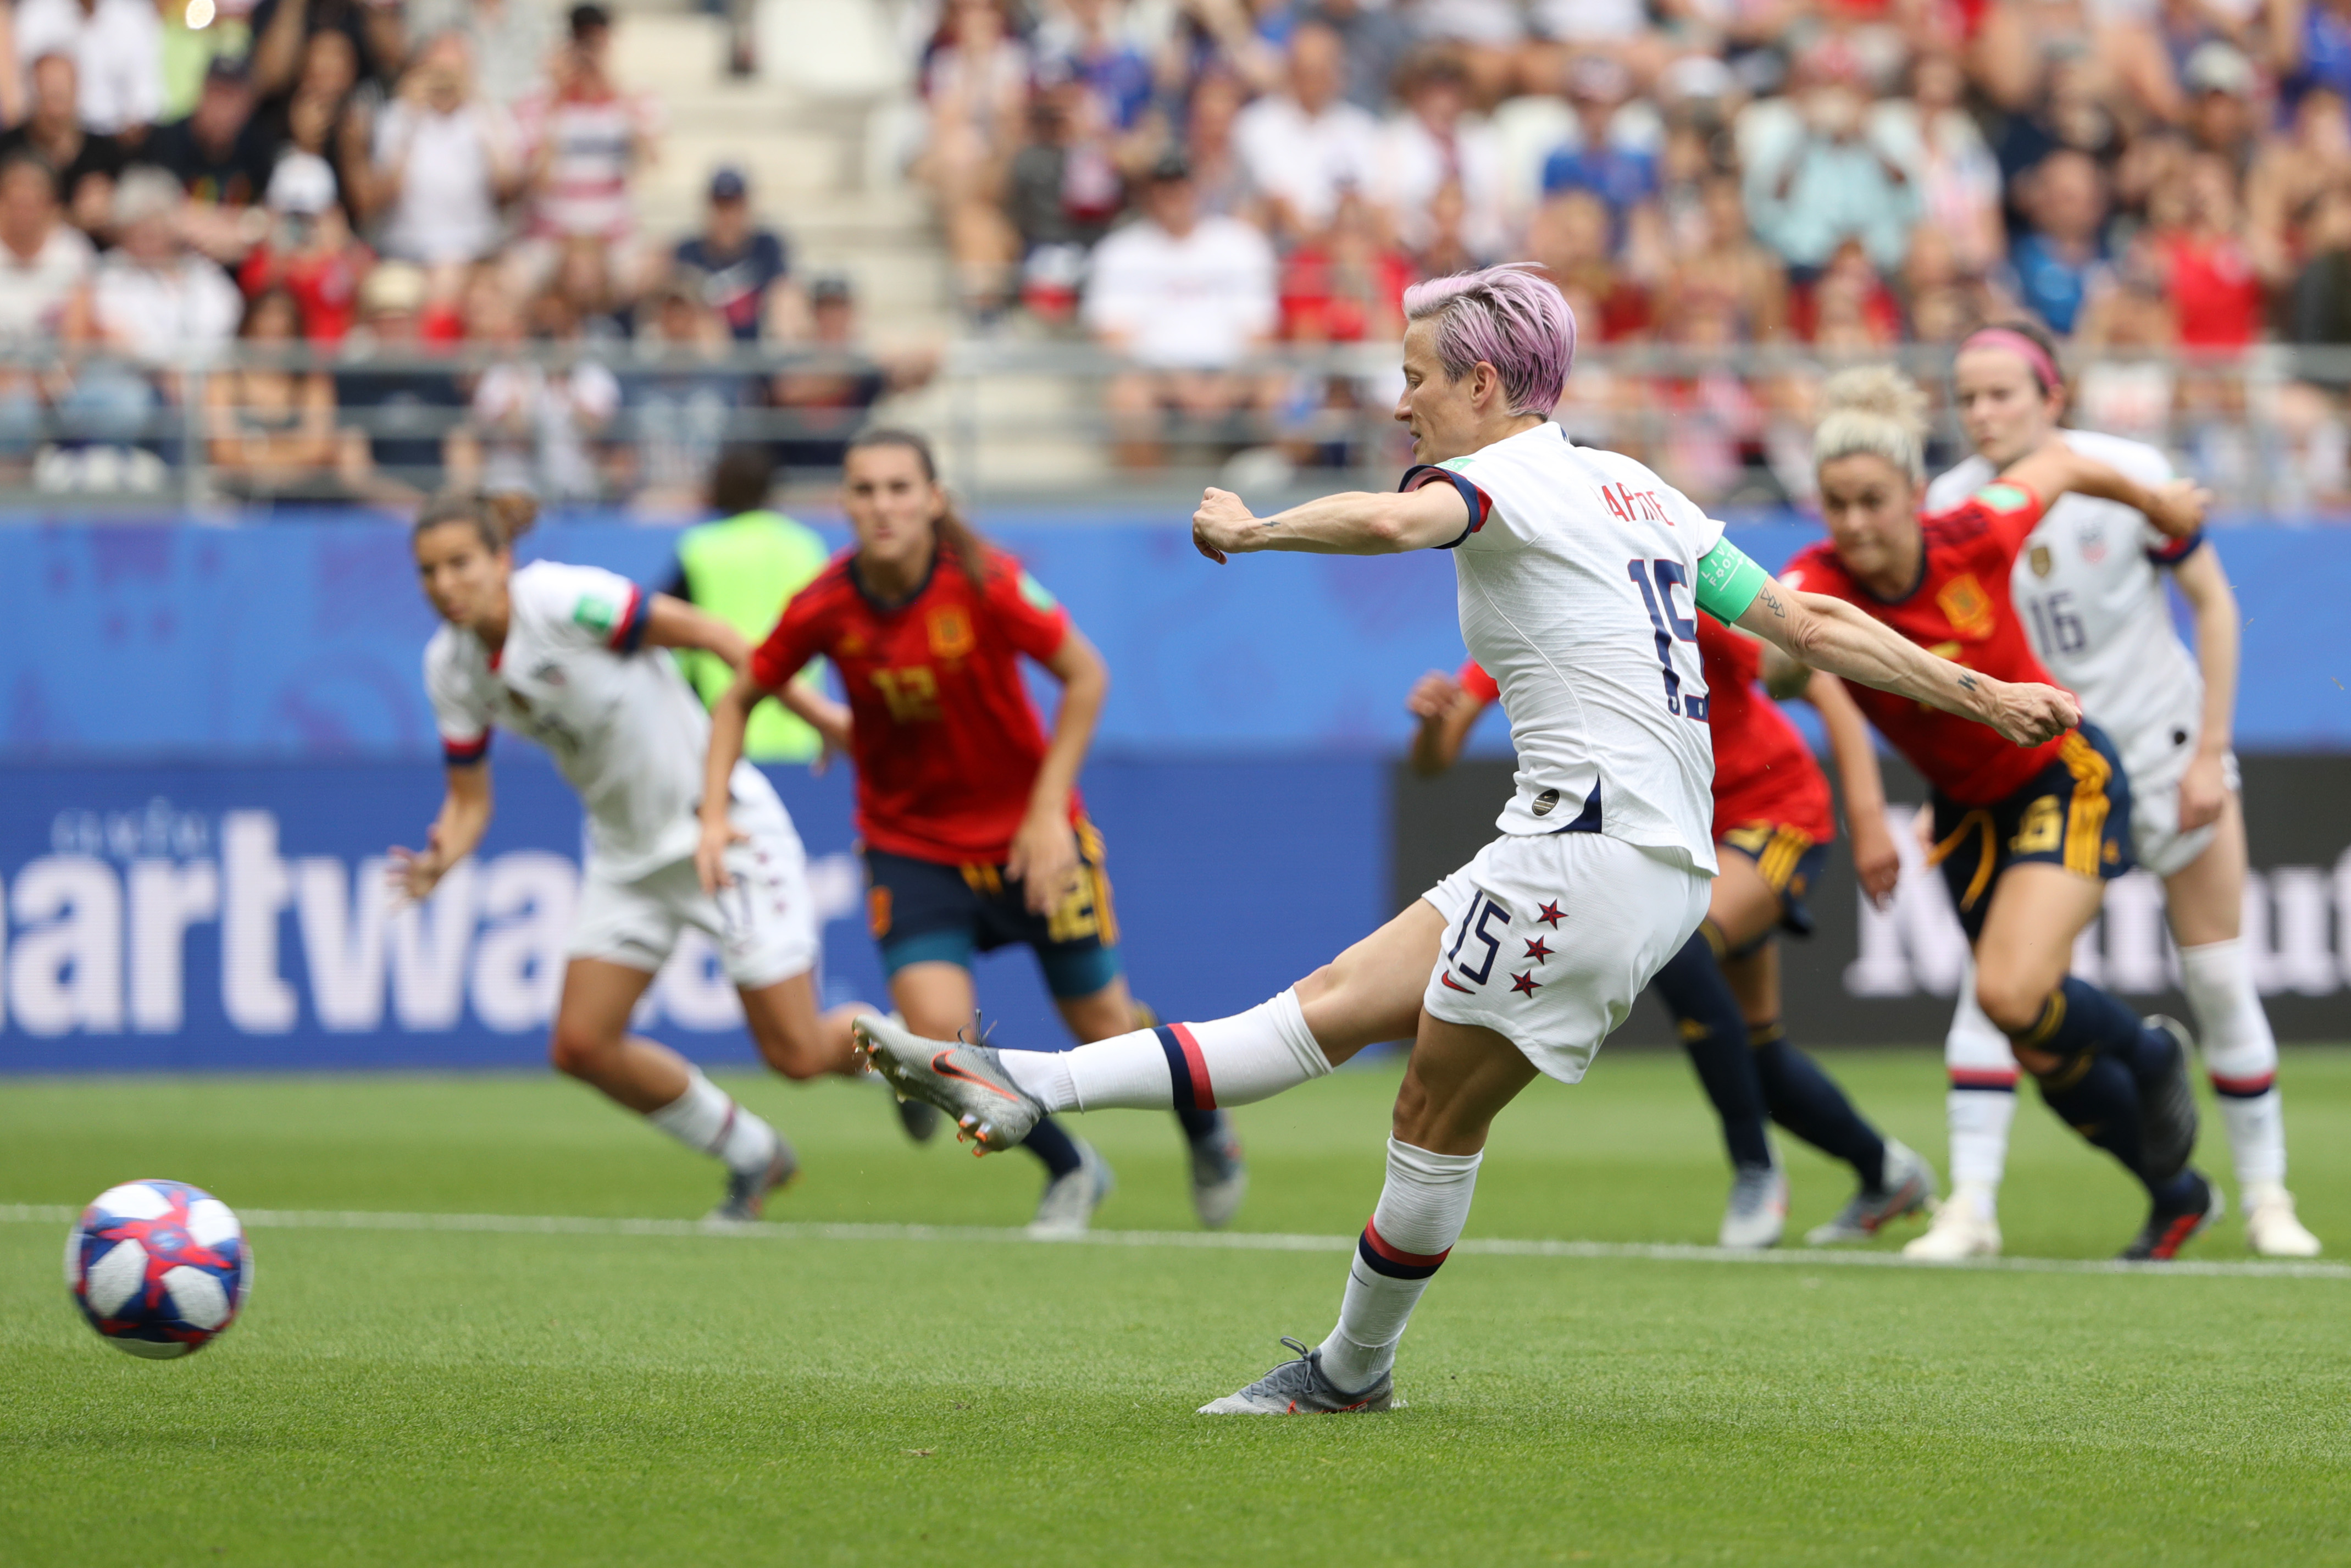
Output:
[2170, 543, 2242, 833]
[1734, 578, 2080, 746]
[2003, 442, 2212, 539]
[1006, 626, 1110, 915]
[1191, 483, 1470, 562]
[389, 762, 492, 903]
[641, 592, 752, 669]
[1405, 670, 1485, 777]
[1804, 670, 1901, 907]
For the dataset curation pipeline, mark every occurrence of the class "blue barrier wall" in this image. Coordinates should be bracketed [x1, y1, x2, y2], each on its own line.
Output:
[5, 516, 2345, 759]
[0, 754, 1382, 1071]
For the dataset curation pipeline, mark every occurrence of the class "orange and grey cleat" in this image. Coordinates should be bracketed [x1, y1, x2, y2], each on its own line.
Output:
[851, 1013, 1044, 1153]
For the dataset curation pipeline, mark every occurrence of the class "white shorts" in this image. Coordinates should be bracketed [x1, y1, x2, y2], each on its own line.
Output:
[2126, 742, 2240, 879]
[1420, 832, 1709, 1085]
[568, 787, 819, 991]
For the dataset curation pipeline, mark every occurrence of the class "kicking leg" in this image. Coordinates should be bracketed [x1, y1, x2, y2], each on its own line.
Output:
[1057, 979, 1251, 1230]
[551, 958, 792, 1218]
[1201, 1013, 1536, 1413]
[2165, 799, 2318, 1256]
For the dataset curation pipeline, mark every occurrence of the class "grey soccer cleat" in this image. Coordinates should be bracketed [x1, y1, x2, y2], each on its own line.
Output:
[1718, 1160, 1788, 1249]
[1186, 1111, 1249, 1230]
[851, 1013, 1043, 1153]
[1029, 1138, 1114, 1239]
[707, 1138, 799, 1223]
[1198, 1337, 1394, 1415]
[2139, 1015, 2201, 1183]
[1805, 1138, 1939, 1244]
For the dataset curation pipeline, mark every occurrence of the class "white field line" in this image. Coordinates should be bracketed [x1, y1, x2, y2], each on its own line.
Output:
[7, 1203, 2345, 1280]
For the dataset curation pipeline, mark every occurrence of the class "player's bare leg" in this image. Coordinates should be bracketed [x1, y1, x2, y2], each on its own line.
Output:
[736, 970, 871, 1081]
[889, 958, 1110, 1233]
[2163, 795, 2319, 1255]
[1973, 866, 2216, 1256]
[550, 958, 795, 1220]
[855, 901, 1444, 1141]
[1055, 976, 1249, 1228]
[1201, 1013, 1534, 1414]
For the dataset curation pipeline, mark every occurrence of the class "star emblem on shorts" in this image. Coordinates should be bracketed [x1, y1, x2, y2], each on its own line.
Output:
[1522, 937, 1553, 962]
[1535, 901, 1565, 928]
[1510, 971, 1540, 996]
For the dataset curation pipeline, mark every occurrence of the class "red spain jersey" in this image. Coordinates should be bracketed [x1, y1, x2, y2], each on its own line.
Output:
[1459, 631, 1833, 843]
[1697, 613, 1836, 844]
[1781, 480, 2065, 806]
[750, 545, 1079, 863]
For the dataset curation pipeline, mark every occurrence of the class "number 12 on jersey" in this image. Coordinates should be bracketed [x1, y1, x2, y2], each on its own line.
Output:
[1626, 558, 1708, 721]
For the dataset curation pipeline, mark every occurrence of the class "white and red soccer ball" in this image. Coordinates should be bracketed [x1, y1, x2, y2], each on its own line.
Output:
[66, 1181, 251, 1358]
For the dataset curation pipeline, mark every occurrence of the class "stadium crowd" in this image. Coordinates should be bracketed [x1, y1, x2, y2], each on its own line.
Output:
[0, 0, 931, 506]
[914, 0, 2351, 506]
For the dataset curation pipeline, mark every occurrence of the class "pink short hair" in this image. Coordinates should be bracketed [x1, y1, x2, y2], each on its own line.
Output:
[1401, 264, 1576, 416]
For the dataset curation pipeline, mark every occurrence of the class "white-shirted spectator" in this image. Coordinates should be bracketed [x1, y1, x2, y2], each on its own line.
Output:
[1083, 149, 1277, 466]
[363, 33, 522, 291]
[92, 168, 241, 363]
[456, 272, 618, 501]
[513, 4, 662, 286]
[0, 154, 95, 459]
[404, 0, 556, 106]
[13, 0, 161, 135]
[1233, 20, 1383, 241]
[1378, 53, 1509, 262]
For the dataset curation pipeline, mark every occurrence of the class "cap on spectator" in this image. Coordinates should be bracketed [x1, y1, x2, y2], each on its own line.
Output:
[1565, 54, 1632, 106]
[361, 261, 429, 316]
[809, 274, 855, 306]
[569, 3, 612, 40]
[709, 166, 748, 202]
[1143, 145, 1191, 184]
[2183, 41, 2255, 97]
[265, 152, 337, 215]
[1659, 53, 1734, 105]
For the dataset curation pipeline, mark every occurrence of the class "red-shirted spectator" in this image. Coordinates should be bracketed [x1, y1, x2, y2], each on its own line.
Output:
[237, 152, 373, 341]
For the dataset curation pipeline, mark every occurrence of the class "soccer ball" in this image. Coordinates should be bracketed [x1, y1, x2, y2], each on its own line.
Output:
[66, 1181, 251, 1359]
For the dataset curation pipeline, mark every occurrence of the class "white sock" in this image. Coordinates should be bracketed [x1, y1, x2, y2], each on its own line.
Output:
[1948, 1179, 2000, 1225]
[1000, 989, 1330, 1113]
[1944, 964, 2019, 1202]
[2178, 938, 2287, 1190]
[1945, 1089, 2017, 1200]
[647, 1068, 779, 1174]
[1319, 1138, 1481, 1392]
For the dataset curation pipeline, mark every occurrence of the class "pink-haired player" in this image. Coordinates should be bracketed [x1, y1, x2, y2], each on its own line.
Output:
[855, 266, 2081, 1414]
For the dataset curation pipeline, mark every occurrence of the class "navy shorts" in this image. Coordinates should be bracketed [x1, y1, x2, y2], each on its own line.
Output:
[1928, 722, 2134, 945]
[1716, 822, 1832, 948]
[862, 818, 1123, 1000]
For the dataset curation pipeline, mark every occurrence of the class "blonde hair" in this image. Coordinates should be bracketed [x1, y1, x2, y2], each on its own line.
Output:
[1813, 366, 1932, 483]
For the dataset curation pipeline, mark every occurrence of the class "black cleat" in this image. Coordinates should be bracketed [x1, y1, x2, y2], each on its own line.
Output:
[2137, 1015, 2200, 1183]
[2120, 1169, 2222, 1261]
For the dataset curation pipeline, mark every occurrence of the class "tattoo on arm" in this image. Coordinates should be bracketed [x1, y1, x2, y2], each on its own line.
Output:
[1958, 674, 1978, 691]
[1753, 585, 1787, 618]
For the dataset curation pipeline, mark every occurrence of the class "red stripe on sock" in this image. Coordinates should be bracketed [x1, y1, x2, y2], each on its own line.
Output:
[1950, 1069, 2020, 1089]
[2209, 1071, 2276, 1096]
[1169, 1022, 1216, 1111]
[1362, 1217, 1451, 1270]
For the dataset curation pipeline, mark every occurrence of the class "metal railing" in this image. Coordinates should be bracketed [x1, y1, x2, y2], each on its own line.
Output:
[3, 339, 2349, 518]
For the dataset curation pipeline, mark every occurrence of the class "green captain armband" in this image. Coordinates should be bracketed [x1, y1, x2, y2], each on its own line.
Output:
[1693, 538, 1770, 622]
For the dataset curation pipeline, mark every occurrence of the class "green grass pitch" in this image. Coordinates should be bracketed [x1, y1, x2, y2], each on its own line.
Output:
[4, 1047, 2348, 1566]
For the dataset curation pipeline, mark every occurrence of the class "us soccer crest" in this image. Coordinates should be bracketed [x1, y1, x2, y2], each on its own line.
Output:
[2079, 523, 2108, 564]
[2030, 544, 2053, 577]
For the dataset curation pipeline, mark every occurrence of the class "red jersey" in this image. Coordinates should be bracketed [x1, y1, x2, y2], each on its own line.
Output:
[1780, 480, 2064, 806]
[1458, 631, 1834, 843]
[1697, 613, 1836, 843]
[750, 545, 1079, 863]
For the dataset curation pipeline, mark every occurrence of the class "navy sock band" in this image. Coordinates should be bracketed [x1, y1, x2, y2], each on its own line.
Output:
[1748, 1022, 1887, 1188]
[2036, 1054, 2166, 1196]
[1021, 1115, 1085, 1179]
[1651, 931, 1774, 1170]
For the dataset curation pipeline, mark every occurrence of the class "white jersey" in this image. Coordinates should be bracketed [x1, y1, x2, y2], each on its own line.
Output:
[426, 559, 770, 881]
[1926, 430, 2204, 779]
[1433, 422, 1722, 873]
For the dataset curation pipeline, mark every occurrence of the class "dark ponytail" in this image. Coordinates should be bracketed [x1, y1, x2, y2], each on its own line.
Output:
[413, 489, 541, 553]
[844, 427, 990, 583]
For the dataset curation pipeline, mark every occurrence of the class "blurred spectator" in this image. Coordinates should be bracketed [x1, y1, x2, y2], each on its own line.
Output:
[2282, 181, 2351, 347]
[2007, 149, 2112, 336]
[203, 286, 360, 503]
[361, 34, 523, 295]
[1083, 150, 1277, 466]
[1007, 80, 1124, 320]
[406, 0, 557, 107]
[538, 235, 631, 342]
[238, 153, 371, 342]
[0, 53, 126, 237]
[1745, 56, 1920, 275]
[1873, 53, 2004, 278]
[912, 0, 1031, 317]
[1298, 0, 1411, 114]
[613, 279, 745, 506]
[335, 259, 462, 498]
[145, 56, 274, 263]
[770, 273, 938, 473]
[248, 0, 401, 104]
[2075, 264, 2180, 446]
[1990, 54, 2122, 190]
[0, 154, 96, 463]
[1182, 67, 1257, 220]
[2142, 152, 2271, 348]
[675, 166, 797, 343]
[514, 4, 664, 296]
[454, 270, 618, 501]
[0, 3, 23, 130]
[254, 29, 375, 207]
[2261, 381, 2351, 511]
[1234, 20, 1383, 242]
[1657, 174, 1787, 342]
[1526, 187, 1650, 340]
[2248, 85, 2351, 278]
[1540, 56, 1657, 235]
[2182, 41, 2260, 172]
[13, 0, 162, 137]
[92, 168, 241, 365]
[1409, 0, 1528, 106]
[1278, 187, 1410, 342]
[1035, 0, 1156, 135]
[2290, 0, 2351, 104]
[1796, 237, 1903, 348]
[1379, 53, 1507, 263]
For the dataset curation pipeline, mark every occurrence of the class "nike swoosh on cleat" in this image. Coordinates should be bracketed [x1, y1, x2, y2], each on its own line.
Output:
[931, 1054, 1024, 1102]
